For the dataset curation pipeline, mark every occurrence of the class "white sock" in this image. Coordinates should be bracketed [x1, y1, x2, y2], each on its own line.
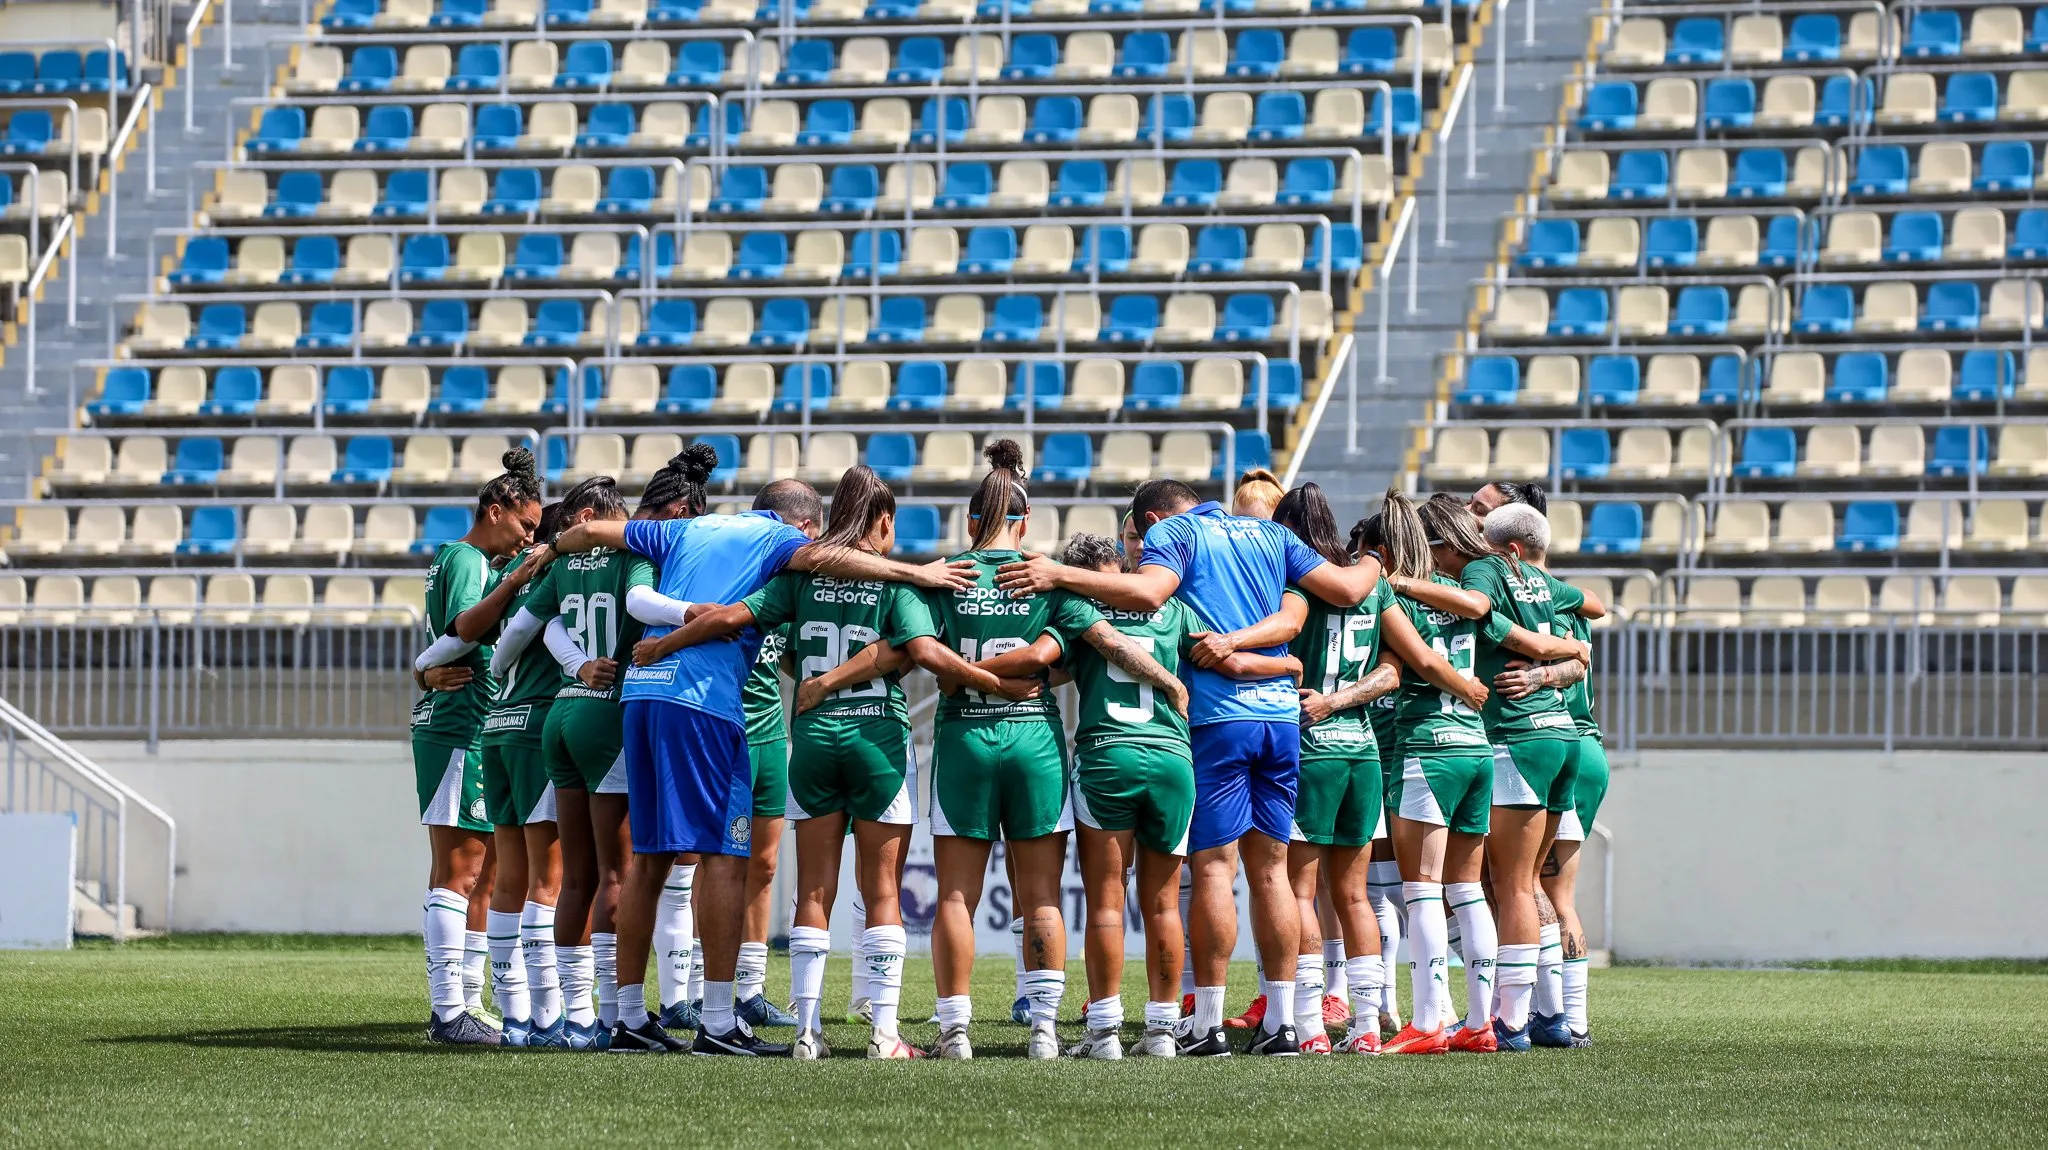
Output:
[849, 891, 871, 1008]
[1367, 861, 1404, 1016]
[1496, 943, 1539, 1030]
[559, 944, 595, 1027]
[617, 981, 645, 1026]
[863, 925, 907, 1035]
[657, 865, 695, 1008]
[1023, 967, 1065, 1026]
[935, 994, 972, 1031]
[1447, 882, 1497, 1027]
[736, 940, 769, 1002]
[1346, 953, 1383, 1026]
[592, 932, 618, 1027]
[702, 981, 736, 1034]
[1323, 940, 1348, 1002]
[688, 945, 705, 1004]
[486, 909, 530, 1023]
[1445, 912, 1464, 960]
[1260, 979, 1296, 1034]
[1536, 924, 1565, 1019]
[1144, 1000, 1178, 1033]
[1179, 866, 1196, 997]
[1292, 954, 1325, 1037]
[1010, 918, 1027, 1000]
[1085, 995, 1124, 1032]
[521, 902, 560, 1028]
[1193, 985, 1226, 1033]
[1564, 957, 1591, 1033]
[1402, 882, 1448, 1031]
[422, 889, 469, 1022]
[462, 930, 488, 1012]
[789, 925, 831, 1034]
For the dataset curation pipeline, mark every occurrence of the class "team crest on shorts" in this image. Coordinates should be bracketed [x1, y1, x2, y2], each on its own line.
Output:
[729, 815, 752, 846]
[467, 796, 487, 823]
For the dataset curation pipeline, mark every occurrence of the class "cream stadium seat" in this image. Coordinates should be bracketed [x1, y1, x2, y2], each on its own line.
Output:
[833, 364, 889, 412]
[1705, 499, 1770, 554]
[1548, 500, 1582, 555]
[1346, 155, 1394, 207]
[1675, 147, 1729, 199]
[1646, 500, 1697, 554]
[1484, 287, 1548, 340]
[1948, 209, 2007, 261]
[86, 576, 143, 626]
[1065, 504, 1120, 546]
[1095, 431, 1153, 483]
[1763, 352, 1825, 404]
[1582, 217, 1640, 269]
[288, 45, 344, 93]
[222, 235, 286, 286]
[877, 162, 935, 214]
[518, 102, 578, 150]
[1521, 356, 1580, 406]
[1186, 360, 1244, 410]
[1967, 6, 2026, 54]
[0, 574, 27, 624]
[853, 99, 913, 149]
[1055, 293, 1102, 343]
[729, 38, 779, 86]
[1747, 576, 1807, 627]
[9, 505, 68, 557]
[1964, 499, 2030, 552]
[1878, 72, 1937, 125]
[50, 437, 114, 488]
[677, 232, 735, 282]
[597, 364, 660, 416]
[1985, 279, 2045, 332]
[1281, 28, 1339, 76]
[1111, 158, 1166, 208]
[204, 169, 267, 222]
[949, 360, 1006, 411]
[129, 505, 186, 558]
[1789, 147, 1841, 199]
[240, 502, 297, 558]
[603, 434, 674, 488]
[1616, 285, 1670, 338]
[63, 504, 125, 557]
[559, 434, 624, 486]
[1797, 425, 1863, 478]
[393, 435, 454, 486]
[507, 40, 558, 89]
[1876, 575, 1937, 626]
[616, 39, 671, 87]
[1991, 425, 2048, 477]
[1158, 293, 1217, 343]
[141, 575, 198, 625]
[379, 575, 427, 624]
[359, 299, 414, 349]
[300, 104, 361, 153]
[787, 231, 843, 281]
[1175, 28, 1228, 77]
[1550, 151, 1609, 201]
[114, 436, 169, 485]
[1021, 506, 1061, 554]
[1247, 223, 1305, 274]
[1774, 500, 1834, 553]
[695, 298, 753, 348]
[1855, 282, 1918, 333]
[964, 96, 1026, 145]
[632, 103, 693, 150]
[435, 167, 488, 219]
[914, 431, 977, 482]
[1611, 427, 1674, 480]
[1192, 92, 1252, 143]
[1758, 76, 1814, 129]
[364, 365, 429, 416]
[946, 35, 1004, 82]
[376, 0, 432, 25]
[128, 302, 191, 353]
[808, 296, 868, 345]
[740, 101, 800, 148]
[1642, 354, 1702, 405]
[1820, 212, 1881, 265]
[238, 301, 299, 351]
[255, 575, 317, 626]
[357, 504, 416, 558]
[1865, 424, 1925, 477]
[1604, 18, 1665, 66]
[992, 161, 1051, 210]
[541, 165, 600, 215]
[2008, 575, 2048, 626]
[294, 503, 355, 561]
[1730, 284, 1788, 337]
[1678, 577, 1743, 628]
[829, 38, 889, 83]
[1641, 77, 1698, 130]
[1910, 141, 1971, 196]
[1701, 216, 1760, 267]
[710, 364, 774, 416]
[1017, 224, 1075, 275]
[931, 295, 988, 343]
[1306, 88, 1365, 140]
[1565, 575, 1613, 627]
[1157, 431, 1213, 482]
[316, 168, 378, 221]
[2001, 71, 2048, 120]
[321, 575, 378, 626]
[902, 228, 961, 277]
[1067, 360, 1124, 412]
[1942, 576, 2004, 626]
[202, 572, 257, 626]
[219, 436, 279, 488]
[1131, 224, 1191, 276]
[738, 433, 800, 485]
[334, 234, 393, 285]
[467, 299, 527, 351]
[1893, 349, 1952, 403]
[144, 366, 207, 417]
[565, 233, 621, 280]
[1902, 499, 1963, 552]
[395, 44, 452, 92]
[22, 574, 82, 625]
[1491, 427, 1550, 481]
[453, 435, 512, 485]
[799, 432, 860, 483]
[1813, 575, 1873, 627]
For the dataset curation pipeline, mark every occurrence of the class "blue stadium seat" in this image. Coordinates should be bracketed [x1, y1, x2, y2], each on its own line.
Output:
[772, 363, 834, 412]
[472, 102, 522, 147]
[1148, 93, 1199, 142]
[1368, 88, 1420, 136]
[1816, 76, 1872, 128]
[1278, 158, 1336, 205]
[1979, 140, 2036, 192]
[1579, 81, 1638, 130]
[0, 52, 31, 93]
[1668, 16, 1724, 63]
[268, 170, 324, 218]
[324, 366, 376, 415]
[1003, 34, 1059, 80]
[1825, 352, 1889, 403]
[890, 39, 946, 80]
[1228, 29, 1286, 77]
[2010, 208, 2048, 259]
[301, 301, 355, 350]
[1794, 284, 1854, 335]
[1518, 219, 1580, 268]
[659, 364, 716, 414]
[482, 167, 541, 215]
[693, 434, 740, 484]
[893, 505, 943, 554]
[1192, 226, 1247, 274]
[690, 103, 748, 149]
[935, 162, 993, 209]
[1218, 294, 1275, 341]
[1703, 78, 1755, 129]
[752, 299, 810, 347]
[1884, 212, 1943, 263]
[779, 39, 834, 84]
[1034, 433, 1094, 482]
[597, 165, 655, 214]
[547, 0, 594, 22]
[543, 367, 604, 415]
[1226, 428, 1273, 476]
[324, 0, 377, 28]
[430, 365, 490, 414]
[1128, 361, 1185, 409]
[1786, 12, 1842, 60]
[1905, 8, 1963, 56]
[2033, 5, 2048, 51]
[577, 103, 635, 148]
[1921, 281, 1980, 332]
[1558, 428, 1611, 480]
[508, 234, 564, 280]
[1163, 159, 1222, 208]
[671, 40, 726, 85]
[1241, 91, 1302, 142]
[1115, 31, 1170, 78]
[962, 227, 1018, 275]
[1928, 426, 1989, 476]
[409, 299, 470, 348]
[81, 50, 127, 93]
[340, 45, 397, 92]
[1730, 148, 1786, 197]
[449, 43, 503, 90]
[1008, 361, 1065, 409]
[1671, 286, 1729, 337]
[1956, 349, 2016, 400]
[1940, 72, 1997, 122]
[89, 368, 151, 417]
[1761, 215, 1805, 268]
[1255, 361, 1302, 409]
[1644, 216, 1699, 268]
[988, 294, 1043, 342]
[556, 40, 614, 87]
[731, 232, 789, 279]
[1587, 355, 1641, 405]
[398, 233, 450, 283]
[204, 367, 263, 417]
[822, 164, 879, 212]
[414, 506, 474, 555]
[1457, 356, 1519, 404]
[872, 297, 926, 343]
[710, 166, 768, 214]
[1051, 160, 1107, 207]
[435, 1, 488, 34]
[1836, 501, 1900, 551]
[1611, 150, 1670, 199]
[640, 299, 698, 348]
[912, 97, 969, 145]
[178, 507, 239, 556]
[245, 107, 304, 154]
[844, 230, 902, 279]
[34, 51, 83, 94]
[1581, 503, 1644, 554]
[526, 299, 585, 347]
[0, 109, 54, 155]
[865, 433, 917, 482]
[1550, 287, 1608, 337]
[1343, 28, 1398, 73]
[1023, 96, 1081, 144]
[1104, 294, 1160, 342]
[334, 436, 395, 484]
[354, 104, 413, 151]
[1075, 225, 1131, 274]
[1306, 224, 1363, 273]
[1702, 354, 1744, 404]
[890, 360, 948, 410]
[168, 237, 230, 286]
[192, 304, 246, 350]
[1735, 427, 1797, 477]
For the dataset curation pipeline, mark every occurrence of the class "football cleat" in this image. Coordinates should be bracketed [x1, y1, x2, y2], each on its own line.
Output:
[1449, 1022, 1499, 1053]
[1026, 1021, 1060, 1060]
[932, 1025, 974, 1060]
[1336, 1028, 1382, 1055]
[562, 1018, 607, 1050]
[847, 997, 874, 1025]
[1299, 1031, 1333, 1055]
[1567, 1030, 1593, 1049]
[1010, 996, 1032, 1025]
[1530, 1011, 1574, 1048]
[500, 1016, 533, 1047]
[693, 1020, 791, 1057]
[867, 1031, 922, 1060]
[792, 1030, 831, 1061]
[526, 1016, 568, 1049]
[1245, 1024, 1300, 1057]
[737, 994, 799, 1029]
[1066, 1027, 1123, 1060]
[1132, 1029, 1178, 1057]
[659, 1000, 701, 1033]
[1322, 995, 1352, 1027]
[427, 1011, 503, 1047]
[1223, 995, 1266, 1030]
[1176, 1024, 1232, 1058]
[608, 1016, 688, 1054]
[1491, 1017, 1532, 1053]
[1180, 993, 1195, 1018]
[1382, 1023, 1450, 1055]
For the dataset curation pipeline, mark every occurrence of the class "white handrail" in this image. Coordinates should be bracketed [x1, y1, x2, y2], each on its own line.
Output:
[183, 0, 219, 133]
[103, 83, 154, 258]
[23, 213, 77, 398]
[1436, 62, 1474, 248]
[1287, 330, 1349, 484]
[1371, 195, 1418, 397]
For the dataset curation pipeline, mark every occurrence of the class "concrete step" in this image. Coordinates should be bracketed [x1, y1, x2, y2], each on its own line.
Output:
[72, 885, 146, 938]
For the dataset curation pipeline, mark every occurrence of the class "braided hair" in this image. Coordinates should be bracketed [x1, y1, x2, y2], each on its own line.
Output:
[636, 444, 718, 519]
[478, 447, 541, 514]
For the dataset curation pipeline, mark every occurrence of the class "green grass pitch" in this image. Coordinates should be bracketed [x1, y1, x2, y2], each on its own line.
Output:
[3, 936, 2045, 1147]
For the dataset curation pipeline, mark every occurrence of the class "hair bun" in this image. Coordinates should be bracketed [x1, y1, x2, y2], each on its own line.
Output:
[501, 446, 537, 480]
[673, 443, 719, 485]
[984, 438, 1024, 473]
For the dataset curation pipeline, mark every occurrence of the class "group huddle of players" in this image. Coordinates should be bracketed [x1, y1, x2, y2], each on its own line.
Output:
[404, 442, 1605, 1059]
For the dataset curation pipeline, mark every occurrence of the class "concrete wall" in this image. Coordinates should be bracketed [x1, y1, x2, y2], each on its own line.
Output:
[71, 741, 2048, 959]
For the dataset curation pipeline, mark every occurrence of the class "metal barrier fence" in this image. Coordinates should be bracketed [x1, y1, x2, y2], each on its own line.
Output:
[2, 614, 2043, 752]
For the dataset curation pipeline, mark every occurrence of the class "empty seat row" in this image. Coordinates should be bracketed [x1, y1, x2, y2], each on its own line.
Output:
[125, 296, 620, 353]
[0, 47, 128, 94]
[1547, 144, 1840, 203]
[1845, 139, 2043, 197]
[1423, 424, 1718, 485]
[1665, 573, 2048, 628]
[1731, 423, 2043, 480]
[1577, 74, 1875, 135]
[1815, 205, 2048, 266]
[1484, 279, 2044, 343]
[1873, 68, 2048, 126]
[1701, 497, 2048, 556]
[0, 105, 110, 158]
[1543, 497, 1691, 556]
[1603, 10, 1896, 69]
[1758, 348, 2048, 406]
[318, 0, 1436, 32]
[46, 433, 525, 491]
[1514, 205, 2048, 274]
[1456, 351, 1745, 408]
[1792, 279, 2042, 337]
[0, 572, 428, 627]
[5, 501, 472, 561]
[1460, 346, 2048, 409]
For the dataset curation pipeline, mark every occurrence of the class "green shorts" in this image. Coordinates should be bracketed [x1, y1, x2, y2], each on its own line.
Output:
[1489, 737, 1579, 813]
[1557, 736, 1610, 841]
[413, 737, 490, 833]
[750, 738, 789, 821]
[929, 719, 1070, 841]
[1073, 741, 1195, 856]
[1395, 751, 1491, 836]
[786, 714, 915, 825]
[482, 738, 557, 826]
[1294, 749, 1383, 848]
[542, 696, 627, 793]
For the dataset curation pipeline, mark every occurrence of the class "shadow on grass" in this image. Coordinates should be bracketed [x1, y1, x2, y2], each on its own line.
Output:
[99, 1022, 490, 1054]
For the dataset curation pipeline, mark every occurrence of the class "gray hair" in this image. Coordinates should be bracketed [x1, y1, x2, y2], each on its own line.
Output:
[1061, 532, 1122, 572]
[1483, 502, 1550, 559]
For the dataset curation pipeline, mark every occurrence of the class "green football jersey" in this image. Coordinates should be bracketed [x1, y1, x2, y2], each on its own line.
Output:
[924, 549, 1102, 723]
[742, 624, 789, 746]
[522, 546, 656, 705]
[482, 547, 567, 742]
[743, 570, 938, 727]
[1288, 580, 1394, 757]
[412, 540, 498, 744]
[1537, 568, 1600, 740]
[1064, 598, 1195, 753]
[1391, 574, 1499, 756]
[1461, 555, 1578, 743]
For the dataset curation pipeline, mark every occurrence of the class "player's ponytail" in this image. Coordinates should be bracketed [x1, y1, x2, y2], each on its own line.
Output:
[478, 447, 542, 513]
[560, 475, 627, 525]
[1350, 514, 1382, 562]
[1419, 492, 1493, 564]
[817, 465, 897, 551]
[534, 500, 566, 547]
[1272, 482, 1351, 569]
[1378, 490, 1433, 581]
[966, 438, 1029, 551]
[637, 443, 718, 519]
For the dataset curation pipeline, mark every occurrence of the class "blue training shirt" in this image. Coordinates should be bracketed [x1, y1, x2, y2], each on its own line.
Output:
[1141, 501, 1327, 726]
[620, 511, 809, 726]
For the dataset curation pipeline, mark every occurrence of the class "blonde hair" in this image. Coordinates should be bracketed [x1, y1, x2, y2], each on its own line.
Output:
[1230, 468, 1284, 519]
